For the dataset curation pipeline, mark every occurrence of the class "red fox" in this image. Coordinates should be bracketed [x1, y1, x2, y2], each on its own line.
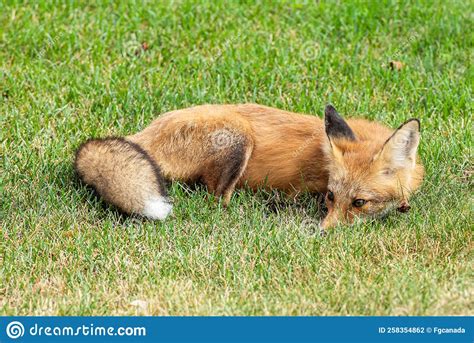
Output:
[75, 104, 424, 230]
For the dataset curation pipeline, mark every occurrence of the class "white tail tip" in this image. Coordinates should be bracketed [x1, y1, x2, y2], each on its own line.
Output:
[142, 197, 173, 220]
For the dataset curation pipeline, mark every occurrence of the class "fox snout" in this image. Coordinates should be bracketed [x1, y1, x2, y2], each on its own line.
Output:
[319, 205, 358, 232]
[319, 209, 341, 231]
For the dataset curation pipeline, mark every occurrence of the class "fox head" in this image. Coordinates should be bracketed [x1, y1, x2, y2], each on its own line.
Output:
[320, 105, 424, 231]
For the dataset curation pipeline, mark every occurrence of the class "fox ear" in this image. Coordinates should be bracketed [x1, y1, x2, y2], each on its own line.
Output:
[377, 119, 420, 170]
[324, 104, 356, 141]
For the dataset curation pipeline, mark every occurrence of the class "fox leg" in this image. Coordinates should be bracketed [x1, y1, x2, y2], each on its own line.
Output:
[202, 138, 253, 206]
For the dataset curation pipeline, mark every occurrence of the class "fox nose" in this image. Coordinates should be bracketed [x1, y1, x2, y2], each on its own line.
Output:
[319, 218, 336, 230]
[319, 212, 339, 234]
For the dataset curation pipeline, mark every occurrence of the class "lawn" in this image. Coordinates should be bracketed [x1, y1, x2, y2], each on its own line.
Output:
[1, 1, 472, 315]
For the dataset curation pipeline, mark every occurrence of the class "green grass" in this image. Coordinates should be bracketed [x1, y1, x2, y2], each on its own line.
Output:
[1, 0, 472, 315]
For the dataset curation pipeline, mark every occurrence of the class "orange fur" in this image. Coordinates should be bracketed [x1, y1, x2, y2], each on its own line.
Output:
[76, 104, 424, 229]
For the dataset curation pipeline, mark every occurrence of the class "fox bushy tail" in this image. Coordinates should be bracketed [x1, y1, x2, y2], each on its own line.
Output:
[74, 137, 172, 219]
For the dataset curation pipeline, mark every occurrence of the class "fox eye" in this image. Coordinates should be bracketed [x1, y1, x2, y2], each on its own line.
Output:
[353, 199, 366, 207]
[327, 191, 335, 201]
